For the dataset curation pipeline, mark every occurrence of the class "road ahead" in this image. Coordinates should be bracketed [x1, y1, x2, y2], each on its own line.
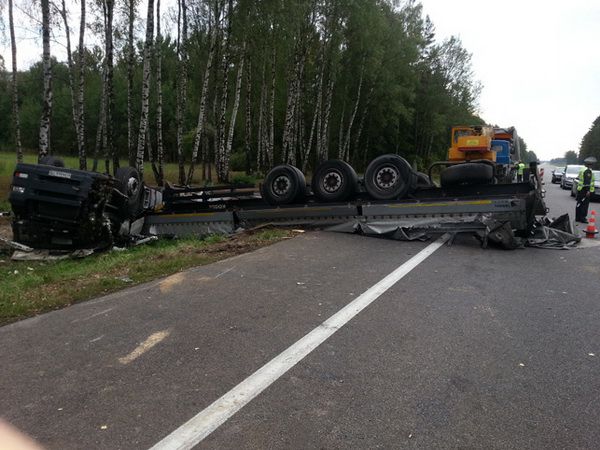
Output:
[2, 166, 600, 449]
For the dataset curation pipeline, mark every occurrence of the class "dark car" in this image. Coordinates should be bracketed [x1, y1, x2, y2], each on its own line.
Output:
[570, 170, 600, 199]
[551, 168, 563, 183]
[561, 165, 584, 190]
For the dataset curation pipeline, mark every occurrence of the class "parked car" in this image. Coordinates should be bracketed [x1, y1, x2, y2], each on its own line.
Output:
[561, 165, 584, 190]
[551, 168, 563, 184]
[570, 170, 600, 199]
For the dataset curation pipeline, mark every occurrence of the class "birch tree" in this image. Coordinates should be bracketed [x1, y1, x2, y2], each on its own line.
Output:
[38, 0, 52, 160]
[153, 0, 165, 186]
[126, 0, 136, 166]
[186, 6, 219, 185]
[135, 0, 155, 177]
[8, 0, 23, 162]
[175, 0, 188, 184]
[77, 0, 87, 169]
[59, 0, 85, 169]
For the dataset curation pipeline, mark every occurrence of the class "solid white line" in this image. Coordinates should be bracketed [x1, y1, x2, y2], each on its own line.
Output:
[149, 234, 449, 450]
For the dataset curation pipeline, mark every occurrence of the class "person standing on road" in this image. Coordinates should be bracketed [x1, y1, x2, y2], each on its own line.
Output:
[516, 161, 526, 182]
[575, 157, 597, 223]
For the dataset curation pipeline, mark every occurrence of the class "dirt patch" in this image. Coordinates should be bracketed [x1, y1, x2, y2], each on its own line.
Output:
[0, 216, 11, 241]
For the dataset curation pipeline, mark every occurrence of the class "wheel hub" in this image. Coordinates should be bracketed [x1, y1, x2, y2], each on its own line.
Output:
[375, 166, 398, 189]
[323, 171, 342, 193]
[273, 175, 291, 196]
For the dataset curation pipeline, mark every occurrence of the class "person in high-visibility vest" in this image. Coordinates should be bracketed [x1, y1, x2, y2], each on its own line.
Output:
[575, 157, 597, 223]
[516, 161, 526, 182]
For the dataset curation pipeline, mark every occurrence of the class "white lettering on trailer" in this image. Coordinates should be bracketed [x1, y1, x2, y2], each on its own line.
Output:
[149, 234, 450, 450]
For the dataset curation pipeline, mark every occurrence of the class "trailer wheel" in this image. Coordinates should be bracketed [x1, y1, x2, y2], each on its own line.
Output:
[364, 154, 413, 200]
[311, 159, 358, 202]
[115, 166, 143, 218]
[440, 163, 494, 187]
[39, 156, 65, 167]
[291, 165, 308, 203]
[261, 164, 304, 205]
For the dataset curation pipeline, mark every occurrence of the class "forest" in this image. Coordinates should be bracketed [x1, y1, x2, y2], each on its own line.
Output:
[0, 0, 487, 185]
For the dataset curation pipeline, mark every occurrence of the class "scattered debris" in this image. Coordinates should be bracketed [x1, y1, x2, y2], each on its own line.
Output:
[100, 425, 108, 430]
[518, 363, 525, 367]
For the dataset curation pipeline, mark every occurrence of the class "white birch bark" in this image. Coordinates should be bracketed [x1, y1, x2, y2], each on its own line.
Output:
[319, 78, 334, 162]
[224, 45, 245, 181]
[186, 29, 217, 185]
[59, 0, 81, 167]
[127, 0, 135, 166]
[267, 44, 276, 168]
[342, 64, 364, 161]
[8, 0, 23, 162]
[135, 0, 155, 177]
[176, 0, 188, 184]
[216, 0, 233, 183]
[38, 0, 52, 160]
[154, 0, 165, 186]
[77, 0, 86, 170]
[244, 57, 252, 174]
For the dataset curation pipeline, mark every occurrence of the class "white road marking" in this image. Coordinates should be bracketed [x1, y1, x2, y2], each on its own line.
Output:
[149, 234, 449, 450]
[89, 335, 105, 343]
[214, 267, 235, 278]
[118, 330, 171, 365]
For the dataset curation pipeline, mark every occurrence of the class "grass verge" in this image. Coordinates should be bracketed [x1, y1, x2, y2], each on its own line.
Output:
[0, 229, 294, 326]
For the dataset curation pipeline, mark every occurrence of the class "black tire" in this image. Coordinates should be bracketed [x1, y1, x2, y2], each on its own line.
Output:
[364, 154, 414, 200]
[261, 164, 304, 205]
[291, 165, 308, 203]
[311, 159, 358, 202]
[440, 163, 494, 187]
[39, 156, 65, 167]
[115, 166, 143, 218]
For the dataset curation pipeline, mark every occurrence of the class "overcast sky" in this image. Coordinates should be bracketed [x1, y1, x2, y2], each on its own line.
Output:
[421, 0, 600, 160]
[2, 0, 599, 160]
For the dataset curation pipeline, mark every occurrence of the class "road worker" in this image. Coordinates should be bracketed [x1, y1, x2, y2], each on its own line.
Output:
[575, 156, 597, 223]
[516, 161, 526, 182]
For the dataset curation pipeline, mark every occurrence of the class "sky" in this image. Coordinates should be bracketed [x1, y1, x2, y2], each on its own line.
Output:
[420, 0, 600, 160]
[2, 0, 600, 160]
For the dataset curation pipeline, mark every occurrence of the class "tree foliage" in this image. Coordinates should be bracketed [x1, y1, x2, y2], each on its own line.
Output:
[578, 116, 600, 162]
[1, 0, 486, 182]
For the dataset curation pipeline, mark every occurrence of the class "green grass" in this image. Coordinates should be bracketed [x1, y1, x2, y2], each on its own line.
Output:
[0, 229, 293, 326]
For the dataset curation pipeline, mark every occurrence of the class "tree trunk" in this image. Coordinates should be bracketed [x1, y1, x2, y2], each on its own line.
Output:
[154, 0, 165, 186]
[8, 0, 23, 162]
[135, 0, 155, 178]
[175, 0, 188, 184]
[38, 0, 52, 160]
[127, 0, 135, 167]
[267, 44, 276, 168]
[257, 59, 267, 172]
[186, 29, 217, 185]
[104, 0, 117, 173]
[319, 78, 334, 162]
[342, 63, 364, 161]
[59, 0, 82, 168]
[93, 72, 106, 172]
[244, 57, 252, 174]
[224, 44, 245, 182]
[302, 50, 324, 172]
[352, 87, 373, 166]
[216, 0, 234, 183]
[77, 0, 86, 169]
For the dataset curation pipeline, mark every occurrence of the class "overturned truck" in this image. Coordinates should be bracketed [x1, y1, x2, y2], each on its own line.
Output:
[8, 154, 547, 250]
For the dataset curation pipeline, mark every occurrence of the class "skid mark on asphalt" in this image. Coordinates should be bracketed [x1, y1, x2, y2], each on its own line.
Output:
[118, 330, 171, 365]
[160, 273, 186, 294]
[149, 235, 449, 450]
[71, 307, 114, 323]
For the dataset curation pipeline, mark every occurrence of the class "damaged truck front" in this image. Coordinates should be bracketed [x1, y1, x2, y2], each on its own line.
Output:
[9, 163, 159, 250]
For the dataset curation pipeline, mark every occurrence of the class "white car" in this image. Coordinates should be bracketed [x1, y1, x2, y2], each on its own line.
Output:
[561, 165, 584, 190]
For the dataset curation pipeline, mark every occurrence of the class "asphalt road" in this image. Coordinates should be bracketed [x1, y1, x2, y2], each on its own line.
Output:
[1, 166, 599, 449]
